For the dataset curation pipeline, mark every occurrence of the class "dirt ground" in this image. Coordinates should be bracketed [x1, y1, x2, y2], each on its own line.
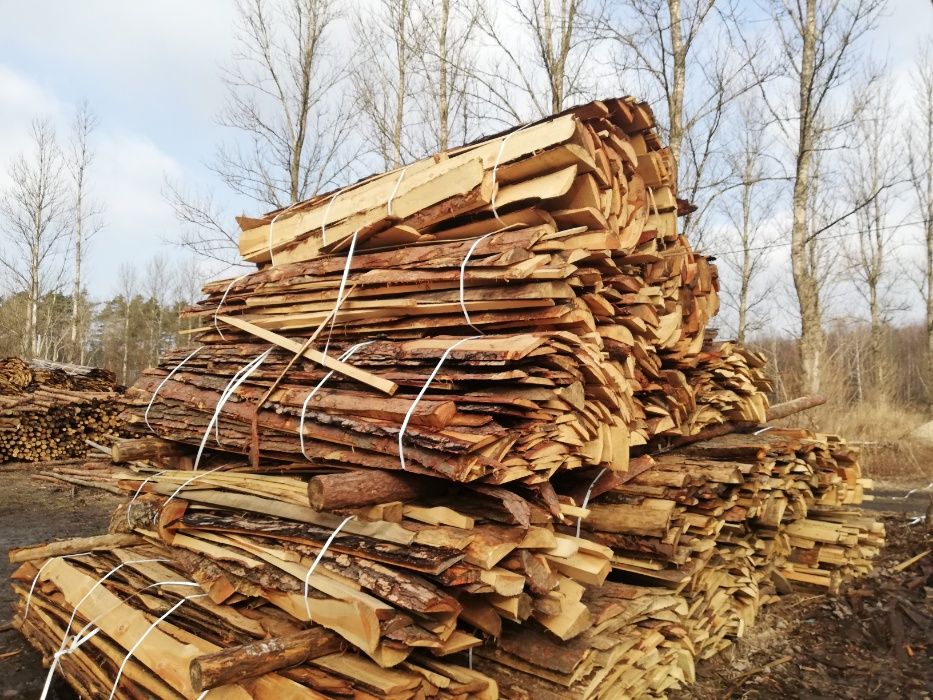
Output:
[670, 487, 933, 700]
[0, 470, 930, 699]
[0, 467, 122, 699]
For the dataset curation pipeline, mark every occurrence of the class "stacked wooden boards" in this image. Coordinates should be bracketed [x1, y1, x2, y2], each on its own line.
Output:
[8, 425, 881, 699]
[0, 357, 127, 462]
[129, 96, 768, 480]
[469, 428, 882, 698]
[6, 97, 883, 699]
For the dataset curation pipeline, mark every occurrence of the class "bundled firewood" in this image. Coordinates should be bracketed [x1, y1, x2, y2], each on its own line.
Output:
[0, 358, 128, 463]
[10, 536, 499, 699]
[6, 96, 883, 699]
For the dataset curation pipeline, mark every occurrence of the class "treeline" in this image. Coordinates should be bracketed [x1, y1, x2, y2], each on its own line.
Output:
[0, 258, 197, 385]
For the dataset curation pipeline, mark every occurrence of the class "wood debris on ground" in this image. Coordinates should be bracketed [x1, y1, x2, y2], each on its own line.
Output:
[8, 96, 885, 699]
[0, 357, 128, 463]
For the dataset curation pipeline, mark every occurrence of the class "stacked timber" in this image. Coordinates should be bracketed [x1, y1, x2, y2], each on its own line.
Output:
[7, 96, 883, 699]
[0, 358, 127, 462]
[7, 426, 880, 698]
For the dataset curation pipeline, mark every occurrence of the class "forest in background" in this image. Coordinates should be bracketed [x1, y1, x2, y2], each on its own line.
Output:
[1, 0, 932, 479]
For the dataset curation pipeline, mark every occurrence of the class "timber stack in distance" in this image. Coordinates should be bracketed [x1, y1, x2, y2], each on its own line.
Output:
[9, 97, 882, 699]
[0, 357, 126, 463]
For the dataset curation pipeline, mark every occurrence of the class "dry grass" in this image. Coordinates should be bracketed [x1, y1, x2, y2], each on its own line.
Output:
[776, 401, 933, 482]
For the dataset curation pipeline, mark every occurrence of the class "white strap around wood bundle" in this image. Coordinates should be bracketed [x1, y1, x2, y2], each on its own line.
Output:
[125, 469, 170, 528]
[194, 349, 272, 470]
[458, 232, 496, 334]
[490, 124, 529, 225]
[162, 464, 229, 508]
[267, 202, 301, 266]
[576, 468, 607, 538]
[398, 335, 481, 471]
[300, 341, 374, 460]
[386, 167, 409, 217]
[321, 186, 348, 246]
[72, 580, 202, 653]
[646, 186, 660, 216]
[23, 552, 93, 621]
[144, 346, 202, 434]
[302, 515, 355, 619]
[213, 274, 248, 341]
[40, 627, 101, 700]
[321, 229, 359, 359]
[39, 557, 171, 700]
[107, 592, 208, 700]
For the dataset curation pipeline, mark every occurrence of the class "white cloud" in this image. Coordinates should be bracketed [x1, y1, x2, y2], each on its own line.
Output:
[0, 64, 194, 298]
[0, 1, 237, 122]
[0, 64, 63, 172]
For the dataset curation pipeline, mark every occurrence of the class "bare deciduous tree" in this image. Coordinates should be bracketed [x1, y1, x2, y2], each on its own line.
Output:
[475, 0, 608, 123]
[353, 0, 424, 168]
[115, 263, 138, 384]
[0, 119, 69, 359]
[765, 0, 885, 394]
[908, 48, 933, 396]
[718, 99, 778, 343]
[844, 79, 901, 399]
[144, 256, 172, 366]
[414, 0, 482, 152]
[65, 102, 101, 365]
[605, 1, 764, 244]
[167, 0, 356, 263]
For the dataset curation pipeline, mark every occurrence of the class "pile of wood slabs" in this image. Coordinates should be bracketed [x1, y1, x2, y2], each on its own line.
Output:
[7, 97, 883, 699]
[0, 357, 127, 462]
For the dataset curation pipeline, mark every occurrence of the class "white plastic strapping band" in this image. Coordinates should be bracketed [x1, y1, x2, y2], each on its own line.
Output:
[162, 464, 229, 509]
[213, 275, 248, 341]
[107, 593, 207, 700]
[24, 552, 93, 621]
[398, 335, 481, 471]
[321, 229, 359, 359]
[300, 341, 374, 460]
[647, 186, 660, 216]
[321, 186, 348, 246]
[126, 470, 169, 528]
[576, 468, 607, 538]
[266, 204, 298, 266]
[302, 515, 355, 619]
[72, 581, 201, 648]
[195, 349, 272, 470]
[212, 349, 271, 447]
[459, 232, 495, 334]
[387, 167, 408, 217]
[144, 347, 202, 434]
[40, 627, 101, 700]
[59, 558, 170, 647]
[893, 482, 933, 500]
[38, 556, 171, 698]
[490, 124, 530, 225]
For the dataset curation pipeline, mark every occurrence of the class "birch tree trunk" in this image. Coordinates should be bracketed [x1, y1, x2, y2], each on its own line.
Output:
[909, 50, 933, 403]
[0, 119, 68, 360]
[788, 0, 823, 395]
[66, 104, 99, 365]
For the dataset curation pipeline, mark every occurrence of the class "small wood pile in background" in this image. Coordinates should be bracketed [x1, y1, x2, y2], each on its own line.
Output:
[0, 357, 128, 462]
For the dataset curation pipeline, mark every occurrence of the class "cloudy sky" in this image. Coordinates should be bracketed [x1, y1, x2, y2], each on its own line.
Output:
[0, 1, 244, 297]
[0, 0, 931, 304]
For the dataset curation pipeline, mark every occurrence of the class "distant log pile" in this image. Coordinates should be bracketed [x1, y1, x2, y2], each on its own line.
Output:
[0, 358, 127, 462]
[8, 96, 883, 699]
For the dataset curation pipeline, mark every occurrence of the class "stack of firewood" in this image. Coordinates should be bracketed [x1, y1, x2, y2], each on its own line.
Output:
[0, 358, 127, 462]
[7, 97, 882, 699]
